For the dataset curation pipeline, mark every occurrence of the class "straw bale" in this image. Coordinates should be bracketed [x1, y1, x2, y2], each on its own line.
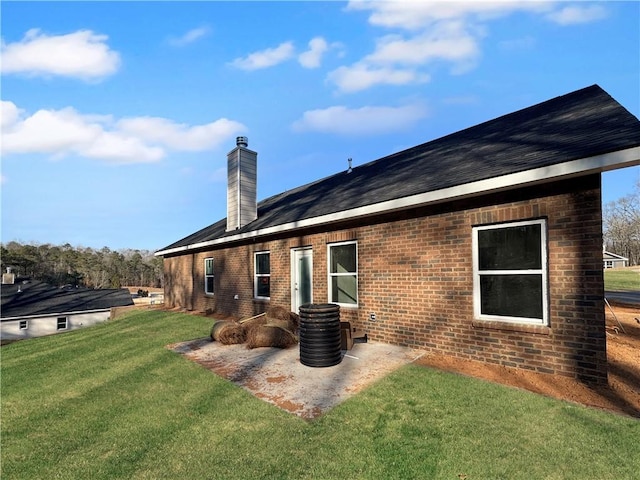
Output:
[210, 320, 232, 341]
[217, 323, 247, 345]
[265, 305, 291, 322]
[243, 315, 269, 336]
[246, 325, 298, 349]
[265, 318, 295, 332]
[264, 305, 300, 330]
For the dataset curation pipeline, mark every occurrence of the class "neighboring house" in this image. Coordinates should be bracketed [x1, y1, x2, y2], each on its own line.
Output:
[603, 251, 629, 269]
[1, 276, 134, 342]
[156, 85, 640, 384]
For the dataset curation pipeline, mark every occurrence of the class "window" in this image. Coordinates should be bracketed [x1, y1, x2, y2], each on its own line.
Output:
[254, 251, 270, 299]
[328, 241, 358, 306]
[473, 219, 548, 325]
[204, 258, 215, 295]
[19, 320, 28, 330]
[57, 317, 68, 330]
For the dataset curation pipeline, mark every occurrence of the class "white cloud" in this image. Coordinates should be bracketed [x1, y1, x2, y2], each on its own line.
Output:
[1, 101, 23, 130]
[1, 29, 120, 81]
[230, 41, 295, 70]
[292, 104, 427, 135]
[546, 5, 607, 25]
[346, 1, 549, 30]
[298, 37, 329, 68]
[335, 1, 606, 93]
[365, 21, 480, 67]
[168, 26, 211, 47]
[1, 102, 246, 164]
[117, 116, 245, 151]
[328, 64, 430, 93]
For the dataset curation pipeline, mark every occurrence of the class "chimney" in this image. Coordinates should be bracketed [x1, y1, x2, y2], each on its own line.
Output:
[2, 267, 15, 285]
[227, 136, 257, 231]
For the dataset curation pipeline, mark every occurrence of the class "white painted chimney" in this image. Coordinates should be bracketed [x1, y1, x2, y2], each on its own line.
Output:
[2, 267, 15, 285]
[227, 136, 257, 231]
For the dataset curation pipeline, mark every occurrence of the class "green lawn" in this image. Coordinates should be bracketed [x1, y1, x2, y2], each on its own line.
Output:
[2, 310, 639, 479]
[604, 268, 640, 291]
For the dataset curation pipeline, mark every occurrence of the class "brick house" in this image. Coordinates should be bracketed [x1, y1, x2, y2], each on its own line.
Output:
[156, 85, 640, 384]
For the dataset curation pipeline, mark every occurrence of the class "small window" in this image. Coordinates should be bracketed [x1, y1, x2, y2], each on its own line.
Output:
[19, 320, 28, 330]
[254, 251, 270, 299]
[328, 241, 358, 306]
[473, 219, 548, 325]
[57, 317, 68, 330]
[204, 258, 215, 295]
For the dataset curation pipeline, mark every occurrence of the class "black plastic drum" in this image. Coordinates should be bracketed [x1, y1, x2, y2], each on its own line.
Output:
[299, 303, 342, 367]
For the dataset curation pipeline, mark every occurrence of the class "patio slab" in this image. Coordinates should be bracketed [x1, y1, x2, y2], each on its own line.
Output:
[169, 338, 425, 419]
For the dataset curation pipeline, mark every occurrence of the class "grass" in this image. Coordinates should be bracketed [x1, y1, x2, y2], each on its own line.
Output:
[604, 267, 640, 291]
[2, 310, 639, 479]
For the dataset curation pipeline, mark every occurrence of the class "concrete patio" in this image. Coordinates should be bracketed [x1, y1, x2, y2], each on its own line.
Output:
[169, 338, 425, 420]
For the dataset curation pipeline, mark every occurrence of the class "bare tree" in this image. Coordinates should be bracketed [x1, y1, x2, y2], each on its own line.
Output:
[603, 178, 640, 266]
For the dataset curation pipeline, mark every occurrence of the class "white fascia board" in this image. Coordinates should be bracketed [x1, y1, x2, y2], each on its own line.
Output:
[1, 308, 112, 322]
[156, 146, 640, 256]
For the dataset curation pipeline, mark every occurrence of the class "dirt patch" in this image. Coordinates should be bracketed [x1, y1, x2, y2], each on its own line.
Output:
[414, 303, 640, 418]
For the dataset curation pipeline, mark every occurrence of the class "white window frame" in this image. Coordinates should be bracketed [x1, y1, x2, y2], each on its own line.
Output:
[254, 251, 271, 299]
[19, 320, 28, 330]
[204, 258, 215, 295]
[472, 219, 548, 326]
[327, 240, 358, 307]
[57, 317, 68, 330]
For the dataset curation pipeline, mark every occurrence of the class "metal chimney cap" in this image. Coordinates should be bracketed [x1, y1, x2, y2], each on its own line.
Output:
[236, 136, 248, 147]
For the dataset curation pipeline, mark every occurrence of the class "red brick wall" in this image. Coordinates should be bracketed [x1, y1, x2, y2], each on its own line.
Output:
[163, 175, 606, 384]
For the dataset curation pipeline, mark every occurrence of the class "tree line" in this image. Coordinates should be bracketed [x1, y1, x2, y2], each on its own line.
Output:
[603, 178, 640, 266]
[0, 242, 163, 289]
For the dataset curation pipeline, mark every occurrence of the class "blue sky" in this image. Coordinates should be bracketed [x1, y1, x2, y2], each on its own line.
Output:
[2, 1, 639, 251]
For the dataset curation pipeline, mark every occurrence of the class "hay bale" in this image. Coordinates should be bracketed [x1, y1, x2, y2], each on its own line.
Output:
[289, 311, 300, 330]
[210, 320, 232, 341]
[265, 318, 294, 331]
[246, 325, 298, 349]
[265, 305, 291, 322]
[217, 323, 247, 345]
[243, 314, 269, 337]
[264, 306, 300, 331]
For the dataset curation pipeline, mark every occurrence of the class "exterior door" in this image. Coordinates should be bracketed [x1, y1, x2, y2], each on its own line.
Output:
[291, 248, 313, 313]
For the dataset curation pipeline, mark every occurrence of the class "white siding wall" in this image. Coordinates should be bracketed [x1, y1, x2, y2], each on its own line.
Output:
[1, 310, 111, 341]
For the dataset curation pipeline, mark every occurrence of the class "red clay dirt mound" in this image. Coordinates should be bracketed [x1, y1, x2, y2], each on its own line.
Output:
[415, 303, 640, 418]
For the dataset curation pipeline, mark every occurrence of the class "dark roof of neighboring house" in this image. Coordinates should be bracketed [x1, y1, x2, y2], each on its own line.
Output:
[158, 85, 640, 255]
[1, 280, 134, 320]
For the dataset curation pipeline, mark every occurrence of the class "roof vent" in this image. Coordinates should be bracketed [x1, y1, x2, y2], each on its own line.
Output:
[347, 158, 353, 174]
[236, 136, 248, 148]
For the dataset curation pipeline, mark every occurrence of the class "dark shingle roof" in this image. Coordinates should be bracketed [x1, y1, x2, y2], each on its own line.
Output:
[1, 281, 134, 319]
[158, 85, 640, 254]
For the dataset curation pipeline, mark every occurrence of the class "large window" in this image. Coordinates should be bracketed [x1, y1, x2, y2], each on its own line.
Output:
[254, 251, 270, 299]
[204, 258, 215, 295]
[473, 219, 548, 325]
[328, 241, 358, 306]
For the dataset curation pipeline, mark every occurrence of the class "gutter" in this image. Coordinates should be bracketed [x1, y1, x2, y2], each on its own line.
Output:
[155, 146, 640, 257]
[1, 307, 115, 322]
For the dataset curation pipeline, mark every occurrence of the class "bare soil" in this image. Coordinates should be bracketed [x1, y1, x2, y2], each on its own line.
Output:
[414, 303, 640, 418]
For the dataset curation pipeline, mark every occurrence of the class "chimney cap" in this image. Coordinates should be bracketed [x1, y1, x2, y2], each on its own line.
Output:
[236, 136, 248, 148]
